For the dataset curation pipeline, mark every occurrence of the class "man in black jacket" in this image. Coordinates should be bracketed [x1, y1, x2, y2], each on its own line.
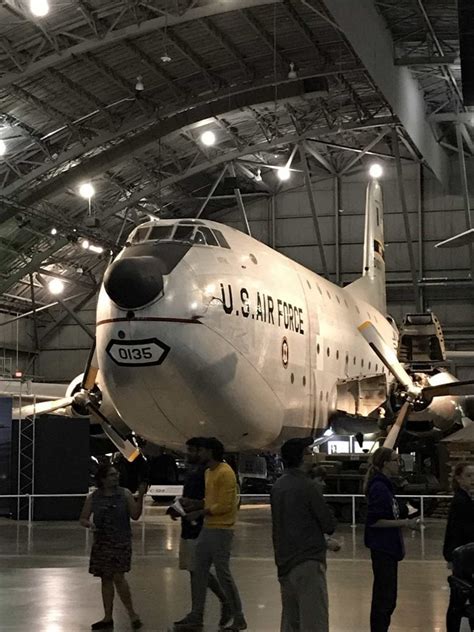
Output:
[271, 438, 336, 632]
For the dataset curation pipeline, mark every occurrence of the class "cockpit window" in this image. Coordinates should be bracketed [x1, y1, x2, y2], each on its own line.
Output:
[149, 225, 173, 240]
[174, 225, 195, 242]
[129, 223, 231, 249]
[192, 229, 207, 245]
[131, 227, 149, 243]
[200, 227, 218, 246]
[213, 230, 230, 249]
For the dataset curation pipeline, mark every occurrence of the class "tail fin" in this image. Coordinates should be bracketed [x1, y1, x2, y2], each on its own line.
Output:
[345, 179, 386, 314]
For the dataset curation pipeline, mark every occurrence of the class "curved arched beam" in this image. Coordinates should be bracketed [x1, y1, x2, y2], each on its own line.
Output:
[88, 117, 395, 225]
[0, 0, 281, 90]
[2, 72, 341, 204]
[6, 75, 331, 216]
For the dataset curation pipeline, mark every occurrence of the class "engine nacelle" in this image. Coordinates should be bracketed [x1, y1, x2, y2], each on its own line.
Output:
[409, 371, 465, 432]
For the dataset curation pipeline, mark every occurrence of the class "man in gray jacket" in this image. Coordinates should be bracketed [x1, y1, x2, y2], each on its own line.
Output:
[271, 437, 336, 632]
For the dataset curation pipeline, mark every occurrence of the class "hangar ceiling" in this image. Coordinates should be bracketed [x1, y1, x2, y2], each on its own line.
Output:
[0, 0, 470, 321]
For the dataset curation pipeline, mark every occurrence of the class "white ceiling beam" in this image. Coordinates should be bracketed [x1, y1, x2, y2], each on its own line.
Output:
[320, 0, 449, 185]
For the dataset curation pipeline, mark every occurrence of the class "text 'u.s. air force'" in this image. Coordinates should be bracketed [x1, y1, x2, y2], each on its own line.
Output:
[220, 283, 304, 335]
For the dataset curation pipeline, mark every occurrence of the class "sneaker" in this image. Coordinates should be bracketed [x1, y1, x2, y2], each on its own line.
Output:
[219, 604, 233, 627]
[173, 614, 203, 630]
[222, 616, 247, 631]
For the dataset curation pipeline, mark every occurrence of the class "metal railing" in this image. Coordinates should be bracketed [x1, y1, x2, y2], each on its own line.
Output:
[0, 492, 455, 526]
[0, 492, 454, 561]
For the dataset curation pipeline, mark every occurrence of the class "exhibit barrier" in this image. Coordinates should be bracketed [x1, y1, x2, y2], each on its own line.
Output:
[0, 492, 455, 527]
[0, 492, 454, 560]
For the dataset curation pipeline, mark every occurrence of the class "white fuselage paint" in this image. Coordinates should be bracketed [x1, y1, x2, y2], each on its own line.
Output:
[96, 219, 397, 450]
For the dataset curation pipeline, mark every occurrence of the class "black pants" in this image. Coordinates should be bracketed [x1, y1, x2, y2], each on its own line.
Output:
[370, 550, 398, 632]
[446, 583, 474, 632]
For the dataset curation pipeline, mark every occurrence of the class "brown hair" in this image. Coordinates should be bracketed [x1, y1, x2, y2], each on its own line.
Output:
[452, 462, 470, 492]
[364, 447, 395, 494]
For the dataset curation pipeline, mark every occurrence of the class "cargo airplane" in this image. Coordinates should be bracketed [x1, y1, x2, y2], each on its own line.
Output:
[16, 179, 474, 459]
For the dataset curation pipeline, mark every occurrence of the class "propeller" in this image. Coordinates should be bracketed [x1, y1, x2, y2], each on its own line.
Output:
[17, 338, 140, 463]
[357, 321, 418, 395]
[16, 396, 74, 418]
[358, 321, 474, 448]
[421, 380, 474, 399]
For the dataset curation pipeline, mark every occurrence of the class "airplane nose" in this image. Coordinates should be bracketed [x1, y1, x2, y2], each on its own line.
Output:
[104, 256, 163, 308]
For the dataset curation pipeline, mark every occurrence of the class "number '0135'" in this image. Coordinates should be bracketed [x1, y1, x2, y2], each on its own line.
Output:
[118, 347, 153, 360]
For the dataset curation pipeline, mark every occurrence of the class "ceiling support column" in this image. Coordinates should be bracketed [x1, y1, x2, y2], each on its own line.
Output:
[334, 175, 342, 285]
[229, 163, 252, 237]
[196, 165, 228, 219]
[299, 144, 329, 279]
[392, 128, 421, 310]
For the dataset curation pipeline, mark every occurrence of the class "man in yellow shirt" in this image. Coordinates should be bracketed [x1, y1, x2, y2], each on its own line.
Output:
[174, 437, 246, 631]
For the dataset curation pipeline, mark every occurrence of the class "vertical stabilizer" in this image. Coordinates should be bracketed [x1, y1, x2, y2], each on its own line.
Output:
[345, 180, 386, 313]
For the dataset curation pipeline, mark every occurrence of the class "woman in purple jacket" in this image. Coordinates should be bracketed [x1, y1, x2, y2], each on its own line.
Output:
[364, 448, 420, 632]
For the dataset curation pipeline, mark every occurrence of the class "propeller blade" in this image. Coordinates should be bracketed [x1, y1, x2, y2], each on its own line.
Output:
[358, 321, 416, 393]
[14, 396, 74, 418]
[383, 400, 412, 449]
[88, 402, 140, 463]
[422, 380, 474, 399]
[81, 338, 98, 391]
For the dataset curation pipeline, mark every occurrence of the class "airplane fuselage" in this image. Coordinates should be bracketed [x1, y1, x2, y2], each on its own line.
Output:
[96, 219, 397, 450]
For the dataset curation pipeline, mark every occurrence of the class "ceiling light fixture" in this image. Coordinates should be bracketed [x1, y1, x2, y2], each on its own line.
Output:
[30, 0, 49, 17]
[201, 130, 216, 147]
[79, 182, 95, 199]
[288, 62, 297, 79]
[89, 244, 104, 254]
[50, 227, 57, 236]
[135, 76, 144, 92]
[81, 239, 90, 249]
[0, 140, 5, 156]
[369, 163, 383, 179]
[255, 168, 262, 182]
[277, 166, 291, 181]
[48, 278, 65, 295]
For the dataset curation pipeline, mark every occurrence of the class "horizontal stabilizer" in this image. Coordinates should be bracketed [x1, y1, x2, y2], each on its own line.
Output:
[435, 228, 474, 248]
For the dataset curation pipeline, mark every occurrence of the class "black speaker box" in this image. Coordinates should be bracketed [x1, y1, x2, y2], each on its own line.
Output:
[10, 415, 90, 520]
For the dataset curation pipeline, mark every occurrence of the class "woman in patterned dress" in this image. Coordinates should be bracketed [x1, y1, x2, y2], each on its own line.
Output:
[80, 462, 147, 630]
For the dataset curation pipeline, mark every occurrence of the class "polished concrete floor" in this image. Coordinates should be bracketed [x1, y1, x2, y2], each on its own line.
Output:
[0, 502, 454, 631]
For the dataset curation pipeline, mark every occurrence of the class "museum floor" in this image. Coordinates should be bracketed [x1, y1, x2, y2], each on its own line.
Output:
[0, 503, 455, 631]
